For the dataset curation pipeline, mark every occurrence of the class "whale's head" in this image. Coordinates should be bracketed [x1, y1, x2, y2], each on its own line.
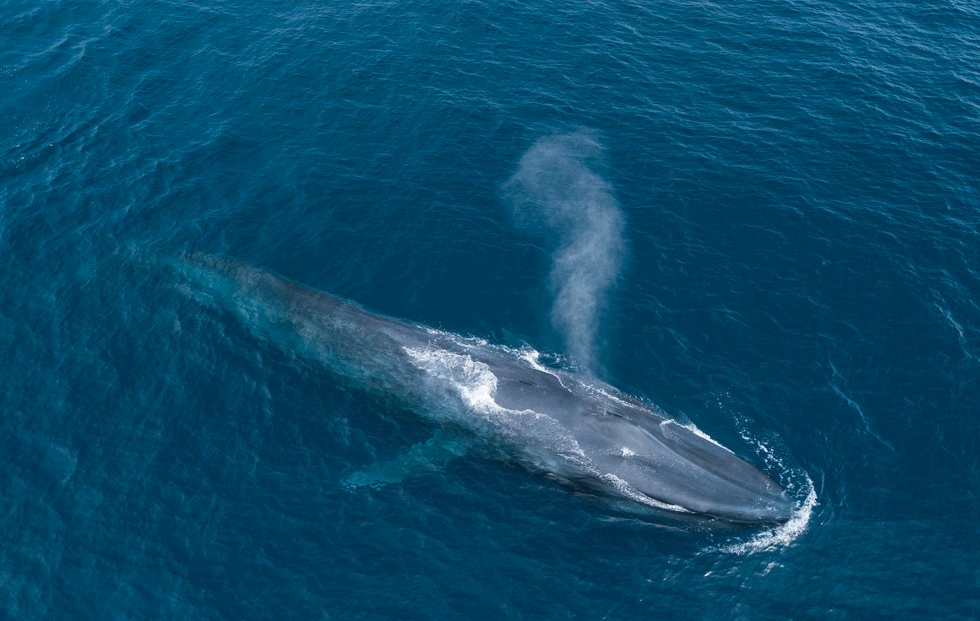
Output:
[583, 411, 796, 524]
[487, 363, 795, 524]
[562, 391, 795, 524]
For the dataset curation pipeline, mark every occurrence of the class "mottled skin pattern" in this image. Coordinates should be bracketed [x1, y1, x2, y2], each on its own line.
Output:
[178, 254, 794, 524]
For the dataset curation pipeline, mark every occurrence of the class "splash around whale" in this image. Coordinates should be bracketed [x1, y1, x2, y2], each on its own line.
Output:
[170, 253, 795, 525]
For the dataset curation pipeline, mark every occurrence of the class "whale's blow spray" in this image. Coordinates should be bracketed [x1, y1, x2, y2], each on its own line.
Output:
[505, 131, 626, 371]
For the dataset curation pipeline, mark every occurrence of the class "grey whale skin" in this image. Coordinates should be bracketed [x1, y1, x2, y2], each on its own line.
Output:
[179, 254, 794, 524]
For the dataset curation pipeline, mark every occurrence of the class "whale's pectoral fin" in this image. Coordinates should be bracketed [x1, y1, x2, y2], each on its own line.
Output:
[342, 429, 470, 490]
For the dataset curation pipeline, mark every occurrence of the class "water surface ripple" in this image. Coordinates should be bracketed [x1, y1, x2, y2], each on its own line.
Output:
[1, 0, 978, 618]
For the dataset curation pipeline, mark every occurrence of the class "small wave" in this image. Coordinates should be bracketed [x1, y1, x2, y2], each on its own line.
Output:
[709, 420, 819, 553]
[718, 475, 817, 554]
[668, 420, 736, 455]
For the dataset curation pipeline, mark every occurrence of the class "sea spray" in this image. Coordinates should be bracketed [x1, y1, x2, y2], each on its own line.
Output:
[504, 131, 626, 371]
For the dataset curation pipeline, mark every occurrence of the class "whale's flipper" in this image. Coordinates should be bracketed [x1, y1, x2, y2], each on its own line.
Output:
[343, 429, 470, 490]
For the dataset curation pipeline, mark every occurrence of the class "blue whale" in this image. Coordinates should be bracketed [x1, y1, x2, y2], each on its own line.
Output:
[175, 253, 794, 524]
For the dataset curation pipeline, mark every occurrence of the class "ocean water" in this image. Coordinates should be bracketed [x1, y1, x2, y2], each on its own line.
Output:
[1, 0, 979, 618]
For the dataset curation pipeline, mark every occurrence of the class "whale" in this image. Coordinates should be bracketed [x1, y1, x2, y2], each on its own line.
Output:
[172, 253, 795, 524]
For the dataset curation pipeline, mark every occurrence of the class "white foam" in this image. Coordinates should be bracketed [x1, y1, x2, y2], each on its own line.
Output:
[519, 346, 546, 370]
[403, 343, 611, 484]
[712, 420, 819, 553]
[718, 474, 817, 554]
[600, 472, 691, 513]
[664, 419, 735, 454]
[403, 346, 499, 412]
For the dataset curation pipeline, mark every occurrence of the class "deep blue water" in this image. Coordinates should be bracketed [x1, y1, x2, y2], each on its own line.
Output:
[2, 0, 979, 618]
